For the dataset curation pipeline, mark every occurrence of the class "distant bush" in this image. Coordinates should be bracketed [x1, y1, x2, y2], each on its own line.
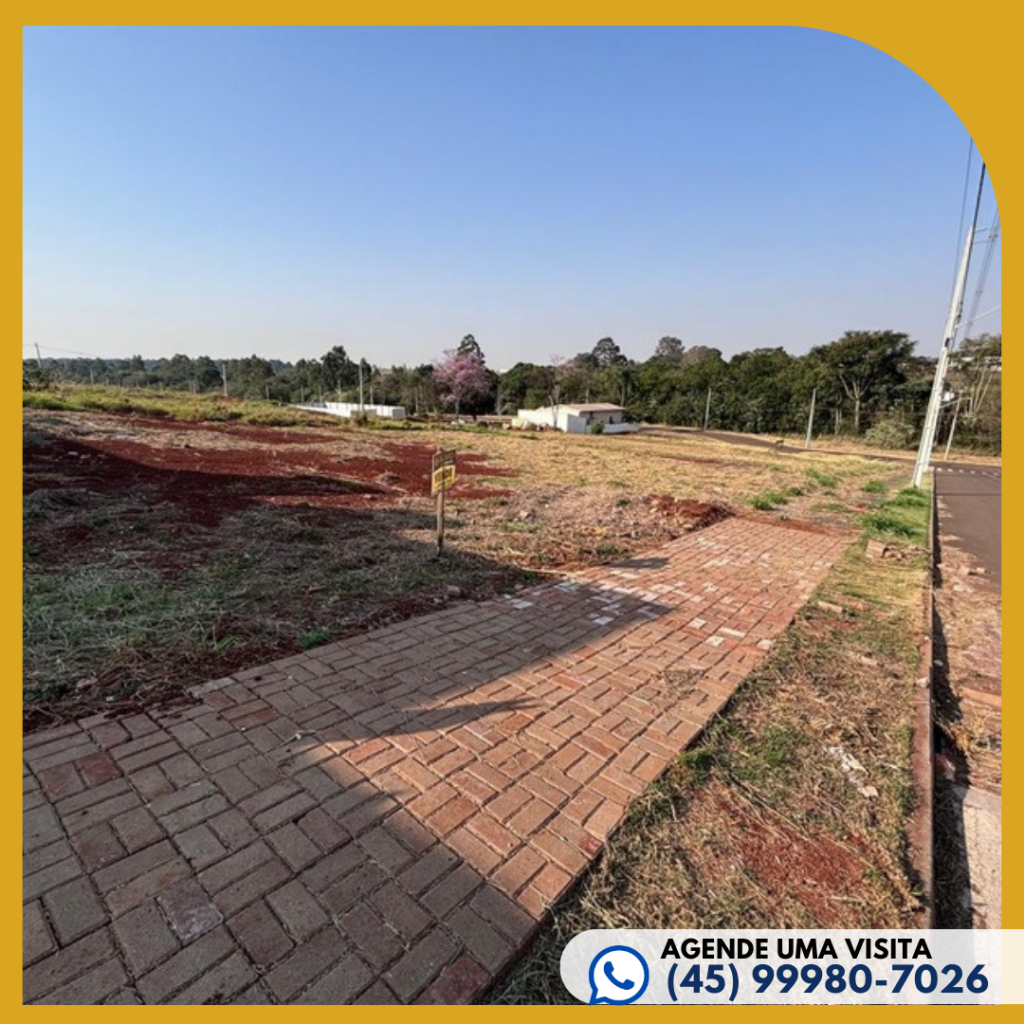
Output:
[864, 416, 916, 450]
[589, 421, 605, 435]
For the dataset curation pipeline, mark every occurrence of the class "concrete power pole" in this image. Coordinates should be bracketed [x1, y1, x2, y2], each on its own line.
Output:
[805, 387, 817, 449]
[912, 227, 974, 488]
[35, 343, 43, 370]
[358, 363, 365, 411]
[702, 389, 712, 431]
[220, 362, 228, 398]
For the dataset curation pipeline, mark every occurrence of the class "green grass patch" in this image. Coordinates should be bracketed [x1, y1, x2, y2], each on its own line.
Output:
[862, 479, 888, 495]
[749, 489, 789, 511]
[805, 467, 839, 488]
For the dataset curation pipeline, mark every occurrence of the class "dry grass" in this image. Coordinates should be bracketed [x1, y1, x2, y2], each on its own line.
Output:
[490, 510, 931, 1004]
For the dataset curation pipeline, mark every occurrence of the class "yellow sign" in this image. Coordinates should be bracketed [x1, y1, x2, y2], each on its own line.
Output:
[431, 464, 456, 495]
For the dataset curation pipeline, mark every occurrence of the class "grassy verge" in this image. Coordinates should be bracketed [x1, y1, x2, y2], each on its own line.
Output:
[23, 384, 342, 428]
[489, 489, 931, 1004]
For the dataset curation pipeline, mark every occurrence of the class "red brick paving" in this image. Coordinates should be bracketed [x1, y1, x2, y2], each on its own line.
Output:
[23, 517, 848, 1004]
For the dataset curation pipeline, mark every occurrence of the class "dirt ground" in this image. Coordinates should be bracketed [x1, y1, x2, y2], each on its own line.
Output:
[25, 410, 774, 728]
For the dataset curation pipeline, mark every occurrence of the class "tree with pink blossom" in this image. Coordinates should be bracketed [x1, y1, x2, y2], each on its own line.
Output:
[433, 349, 491, 418]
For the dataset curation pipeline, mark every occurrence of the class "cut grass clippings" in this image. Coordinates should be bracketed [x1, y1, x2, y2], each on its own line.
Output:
[489, 490, 931, 1004]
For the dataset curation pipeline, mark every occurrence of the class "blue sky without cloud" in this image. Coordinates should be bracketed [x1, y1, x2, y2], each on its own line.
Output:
[23, 26, 1001, 370]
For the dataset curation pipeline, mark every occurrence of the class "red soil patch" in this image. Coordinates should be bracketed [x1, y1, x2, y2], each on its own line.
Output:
[24, 427, 513, 528]
[712, 786, 868, 926]
[647, 495, 734, 529]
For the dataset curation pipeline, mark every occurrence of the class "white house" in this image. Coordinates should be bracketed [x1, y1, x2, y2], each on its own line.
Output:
[515, 403, 638, 435]
[293, 402, 406, 420]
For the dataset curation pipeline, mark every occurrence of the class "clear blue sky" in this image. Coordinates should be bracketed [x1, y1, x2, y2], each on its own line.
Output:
[23, 26, 1001, 370]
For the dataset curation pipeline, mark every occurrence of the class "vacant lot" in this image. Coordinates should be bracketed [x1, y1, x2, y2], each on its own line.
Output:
[24, 407, 898, 730]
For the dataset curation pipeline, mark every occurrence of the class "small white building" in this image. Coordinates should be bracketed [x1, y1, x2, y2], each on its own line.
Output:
[293, 402, 406, 420]
[515, 403, 638, 435]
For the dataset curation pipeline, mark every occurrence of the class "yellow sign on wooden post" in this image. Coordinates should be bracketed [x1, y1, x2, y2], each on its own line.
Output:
[431, 464, 456, 495]
[431, 450, 457, 495]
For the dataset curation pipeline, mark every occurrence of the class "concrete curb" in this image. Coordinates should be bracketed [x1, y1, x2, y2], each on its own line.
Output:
[907, 480, 936, 926]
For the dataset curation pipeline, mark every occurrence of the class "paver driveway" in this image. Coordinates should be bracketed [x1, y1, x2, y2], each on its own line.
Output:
[23, 517, 849, 1004]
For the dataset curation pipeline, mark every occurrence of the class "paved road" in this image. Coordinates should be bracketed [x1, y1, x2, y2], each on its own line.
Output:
[23, 518, 848, 1005]
[933, 463, 1002, 585]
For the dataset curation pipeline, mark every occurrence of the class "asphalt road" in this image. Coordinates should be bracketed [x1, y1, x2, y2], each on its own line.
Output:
[933, 462, 1002, 586]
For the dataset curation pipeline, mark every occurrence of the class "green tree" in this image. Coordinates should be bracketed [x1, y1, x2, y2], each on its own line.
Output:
[811, 330, 914, 434]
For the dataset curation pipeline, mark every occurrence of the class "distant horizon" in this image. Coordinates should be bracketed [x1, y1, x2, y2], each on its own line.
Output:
[24, 26, 1000, 367]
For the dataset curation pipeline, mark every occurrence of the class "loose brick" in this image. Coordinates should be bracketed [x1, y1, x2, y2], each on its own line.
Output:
[157, 878, 224, 942]
[112, 900, 179, 974]
[228, 899, 294, 966]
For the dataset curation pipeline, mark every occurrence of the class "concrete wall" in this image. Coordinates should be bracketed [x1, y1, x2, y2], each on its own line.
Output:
[293, 403, 407, 420]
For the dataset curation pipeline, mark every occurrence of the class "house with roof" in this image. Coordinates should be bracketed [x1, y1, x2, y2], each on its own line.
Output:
[514, 402, 638, 434]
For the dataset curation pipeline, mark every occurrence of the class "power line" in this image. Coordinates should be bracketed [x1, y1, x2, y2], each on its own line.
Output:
[949, 138, 974, 302]
[959, 211, 1000, 343]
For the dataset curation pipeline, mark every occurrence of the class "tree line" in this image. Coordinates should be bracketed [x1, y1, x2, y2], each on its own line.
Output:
[25, 330, 1001, 451]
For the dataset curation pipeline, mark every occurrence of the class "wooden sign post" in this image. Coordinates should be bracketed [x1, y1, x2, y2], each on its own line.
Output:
[431, 449, 457, 555]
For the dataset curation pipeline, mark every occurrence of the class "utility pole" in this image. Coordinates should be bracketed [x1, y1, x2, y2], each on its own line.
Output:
[913, 165, 985, 488]
[702, 388, 712, 431]
[358, 363, 364, 411]
[35, 343, 43, 370]
[912, 228, 974, 487]
[220, 362, 229, 398]
[805, 387, 817, 449]
[943, 395, 962, 461]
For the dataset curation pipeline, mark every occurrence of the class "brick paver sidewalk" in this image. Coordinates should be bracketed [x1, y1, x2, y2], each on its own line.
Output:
[24, 517, 849, 1004]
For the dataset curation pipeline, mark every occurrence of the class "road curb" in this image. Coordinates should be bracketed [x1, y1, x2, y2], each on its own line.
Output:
[907, 480, 936, 926]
